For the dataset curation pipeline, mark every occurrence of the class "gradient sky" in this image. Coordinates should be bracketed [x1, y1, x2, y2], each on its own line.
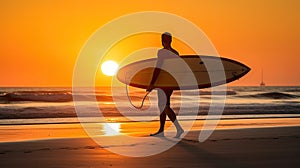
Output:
[0, 0, 299, 87]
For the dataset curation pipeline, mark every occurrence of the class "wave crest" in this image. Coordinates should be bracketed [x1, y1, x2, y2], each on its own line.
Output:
[0, 91, 73, 102]
[238, 92, 299, 99]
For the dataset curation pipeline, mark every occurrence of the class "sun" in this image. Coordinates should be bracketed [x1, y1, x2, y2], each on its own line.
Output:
[101, 60, 119, 76]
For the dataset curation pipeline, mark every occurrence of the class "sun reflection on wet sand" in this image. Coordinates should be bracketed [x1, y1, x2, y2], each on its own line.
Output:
[1, 118, 300, 142]
[103, 123, 121, 136]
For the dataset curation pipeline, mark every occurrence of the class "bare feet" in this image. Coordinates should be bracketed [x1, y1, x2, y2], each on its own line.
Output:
[174, 129, 184, 138]
[150, 131, 164, 137]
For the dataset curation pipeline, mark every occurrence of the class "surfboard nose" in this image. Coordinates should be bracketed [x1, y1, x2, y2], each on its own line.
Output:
[241, 63, 251, 77]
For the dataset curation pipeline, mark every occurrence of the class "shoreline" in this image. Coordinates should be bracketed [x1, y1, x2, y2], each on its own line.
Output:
[1, 113, 300, 125]
[1, 117, 300, 143]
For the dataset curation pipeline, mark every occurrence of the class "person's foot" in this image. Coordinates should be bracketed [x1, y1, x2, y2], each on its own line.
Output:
[174, 129, 184, 138]
[150, 131, 164, 137]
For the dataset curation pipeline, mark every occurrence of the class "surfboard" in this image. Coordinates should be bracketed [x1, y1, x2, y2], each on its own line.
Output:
[117, 55, 250, 90]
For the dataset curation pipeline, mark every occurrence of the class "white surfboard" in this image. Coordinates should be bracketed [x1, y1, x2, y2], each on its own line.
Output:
[117, 55, 250, 90]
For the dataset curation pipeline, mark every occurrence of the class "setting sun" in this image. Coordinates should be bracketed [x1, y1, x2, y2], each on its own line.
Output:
[101, 60, 119, 76]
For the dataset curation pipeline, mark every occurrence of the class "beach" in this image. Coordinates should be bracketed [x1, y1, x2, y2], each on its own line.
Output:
[1, 118, 300, 167]
[1, 86, 300, 167]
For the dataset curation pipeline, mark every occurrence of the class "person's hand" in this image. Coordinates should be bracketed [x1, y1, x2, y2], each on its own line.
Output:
[146, 85, 154, 92]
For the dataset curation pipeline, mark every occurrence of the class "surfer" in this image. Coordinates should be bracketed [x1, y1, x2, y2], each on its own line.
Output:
[147, 32, 184, 138]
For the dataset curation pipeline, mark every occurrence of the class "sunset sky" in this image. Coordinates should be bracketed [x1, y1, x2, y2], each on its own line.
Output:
[1, 0, 299, 87]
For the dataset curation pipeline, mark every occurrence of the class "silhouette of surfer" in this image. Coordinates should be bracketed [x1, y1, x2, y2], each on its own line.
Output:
[147, 32, 184, 138]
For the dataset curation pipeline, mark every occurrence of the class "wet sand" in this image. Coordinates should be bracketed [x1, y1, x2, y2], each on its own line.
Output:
[0, 118, 300, 167]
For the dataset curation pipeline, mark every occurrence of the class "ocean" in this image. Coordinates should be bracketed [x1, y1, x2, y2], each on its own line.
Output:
[0, 86, 300, 125]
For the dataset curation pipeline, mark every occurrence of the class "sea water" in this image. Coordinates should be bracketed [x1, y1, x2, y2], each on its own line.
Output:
[0, 86, 299, 124]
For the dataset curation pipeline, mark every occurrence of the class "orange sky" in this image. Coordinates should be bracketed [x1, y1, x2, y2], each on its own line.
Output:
[0, 0, 299, 87]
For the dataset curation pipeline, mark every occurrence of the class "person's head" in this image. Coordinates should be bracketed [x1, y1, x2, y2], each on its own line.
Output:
[161, 32, 172, 48]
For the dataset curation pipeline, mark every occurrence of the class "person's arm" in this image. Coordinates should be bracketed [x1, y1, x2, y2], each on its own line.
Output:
[147, 59, 163, 92]
[147, 49, 179, 92]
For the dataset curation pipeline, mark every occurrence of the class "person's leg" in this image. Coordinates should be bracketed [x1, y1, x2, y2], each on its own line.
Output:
[150, 105, 166, 136]
[150, 89, 167, 136]
[164, 90, 184, 138]
[151, 89, 184, 137]
[158, 106, 166, 132]
[164, 106, 184, 138]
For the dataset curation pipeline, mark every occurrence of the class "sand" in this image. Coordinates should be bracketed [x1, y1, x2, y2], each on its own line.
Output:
[0, 118, 300, 167]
